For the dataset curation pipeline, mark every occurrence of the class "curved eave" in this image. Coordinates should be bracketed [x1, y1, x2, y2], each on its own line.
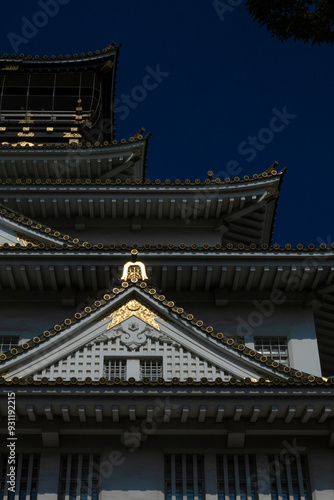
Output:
[0, 204, 83, 245]
[0, 43, 119, 65]
[1, 378, 332, 389]
[0, 136, 149, 182]
[0, 244, 331, 253]
[266, 167, 286, 246]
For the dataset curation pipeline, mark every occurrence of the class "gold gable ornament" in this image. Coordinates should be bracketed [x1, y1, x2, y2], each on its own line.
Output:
[101, 299, 162, 331]
[121, 249, 148, 282]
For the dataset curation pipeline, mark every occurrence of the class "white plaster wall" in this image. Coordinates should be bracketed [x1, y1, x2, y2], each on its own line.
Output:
[178, 302, 322, 376]
[37, 453, 60, 500]
[308, 447, 334, 499]
[0, 302, 76, 344]
[0, 225, 19, 244]
[101, 448, 164, 500]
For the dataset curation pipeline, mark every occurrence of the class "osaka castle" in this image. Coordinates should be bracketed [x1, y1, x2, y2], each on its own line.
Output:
[1, 42, 334, 500]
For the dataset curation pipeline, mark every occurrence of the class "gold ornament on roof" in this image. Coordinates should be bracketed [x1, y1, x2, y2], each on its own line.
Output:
[101, 299, 162, 331]
[1, 65, 19, 71]
[18, 132, 34, 137]
[121, 250, 148, 281]
[16, 233, 39, 246]
[1, 142, 43, 147]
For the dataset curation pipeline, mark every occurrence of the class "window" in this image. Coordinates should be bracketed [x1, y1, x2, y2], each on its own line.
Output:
[140, 359, 163, 380]
[104, 359, 126, 381]
[103, 358, 163, 381]
[58, 454, 100, 500]
[254, 337, 289, 365]
[217, 454, 258, 500]
[0, 335, 19, 354]
[269, 454, 311, 500]
[165, 455, 205, 500]
[0, 454, 40, 500]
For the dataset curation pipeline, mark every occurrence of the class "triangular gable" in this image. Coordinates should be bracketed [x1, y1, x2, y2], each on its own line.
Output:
[31, 314, 237, 383]
[0, 281, 308, 383]
[0, 204, 83, 246]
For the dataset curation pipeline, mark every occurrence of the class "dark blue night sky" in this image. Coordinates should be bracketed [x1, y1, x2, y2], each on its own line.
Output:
[0, 0, 333, 245]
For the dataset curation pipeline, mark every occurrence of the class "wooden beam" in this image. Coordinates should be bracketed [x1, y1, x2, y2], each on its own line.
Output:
[181, 406, 190, 423]
[216, 406, 224, 423]
[285, 406, 296, 424]
[61, 405, 70, 422]
[78, 406, 86, 423]
[250, 406, 261, 423]
[95, 406, 103, 423]
[198, 406, 207, 423]
[26, 405, 36, 422]
[267, 406, 279, 423]
[112, 406, 119, 423]
[44, 405, 53, 421]
[301, 406, 314, 424]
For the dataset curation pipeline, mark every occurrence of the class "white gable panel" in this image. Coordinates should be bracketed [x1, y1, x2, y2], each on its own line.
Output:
[0, 225, 19, 244]
[33, 317, 235, 381]
[4, 290, 274, 381]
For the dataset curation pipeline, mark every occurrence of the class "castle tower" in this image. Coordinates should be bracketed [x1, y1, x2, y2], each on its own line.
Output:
[0, 44, 334, 500]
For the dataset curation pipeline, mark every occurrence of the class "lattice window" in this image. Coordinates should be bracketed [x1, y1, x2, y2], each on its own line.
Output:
[165, 455, 205, 500]
[0, 335, 19, 354]
[254, 337, 289, 365]
[0, 454, 40, 500]
[58, 454, 100, 500]
[104, 359, 127, 381]
[217, 454, 258, 500]
[140, 359, 163, 380]
[269, 454, 311, 500]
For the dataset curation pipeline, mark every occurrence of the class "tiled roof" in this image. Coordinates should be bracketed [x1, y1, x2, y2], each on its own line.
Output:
[0, 279, 316, 382]
[0, 205, 82, 245]
[0, 134, 149, 151]
[0, 43, 118, 62]
[0, 166, 285, 185]
[0, 376, 331, 388]
[0, 242, 331, 252]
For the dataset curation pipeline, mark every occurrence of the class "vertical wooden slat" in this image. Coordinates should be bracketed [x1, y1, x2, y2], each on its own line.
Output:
[171, 454, 176, 500]
[25, 454, 34, 500]
[64, 455, 72, 500]
[182, 455, 187, 500]
[76, 454, 83, 500]
[193, 455, 198, 500]
[223, 455, 229, 498]
[87, 453, 94, 500]
[14, 453, 23, 500]
[285, 456, 294, 500]
[245, 454, 252, 500]
[296, 455, 305, 500]
[234, 455, 240, 500]
[274, 454, 283, 499]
